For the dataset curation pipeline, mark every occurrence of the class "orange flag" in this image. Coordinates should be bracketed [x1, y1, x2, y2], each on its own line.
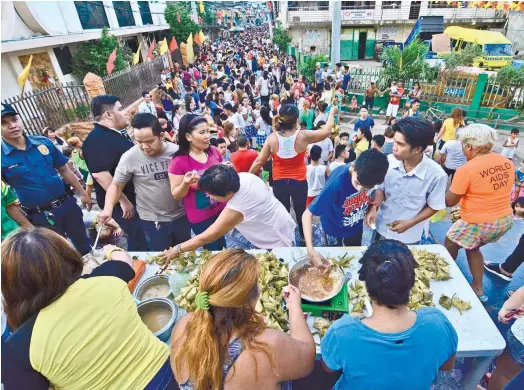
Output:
[169, 37, 178, 52]
[147, 39, 156, 60]
[106, 48, 117, 75]
[194, 31, 202, 46]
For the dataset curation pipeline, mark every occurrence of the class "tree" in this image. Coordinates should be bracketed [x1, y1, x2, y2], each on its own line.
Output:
[164, 2, 201, 45]
[491, 66, 524, 119]
[272, 21, 292, 53]
[379, 40, 439, 88]
[299, 55, 329, 83]
[442, 44, 484, 71]
[72, 27, 130, 79]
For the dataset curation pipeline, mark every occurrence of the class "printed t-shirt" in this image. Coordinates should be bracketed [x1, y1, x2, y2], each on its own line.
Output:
[230, 149, 259, 173]
[168, 146, 226, 224]
[450, 153, 514, 224]
[389, 88, 404, 105]
[321, 307, 458, 390]
[114, 142, 185, 222]
[226, 173, 296, 248]
[309, 165, 370, 238]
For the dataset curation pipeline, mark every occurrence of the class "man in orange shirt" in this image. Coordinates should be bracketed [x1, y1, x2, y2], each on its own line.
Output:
[230, 135, 259, 174]
[445, 124, 514, 302]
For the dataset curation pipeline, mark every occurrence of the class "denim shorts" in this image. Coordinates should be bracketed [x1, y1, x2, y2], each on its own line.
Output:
[508, 328, 524, 366]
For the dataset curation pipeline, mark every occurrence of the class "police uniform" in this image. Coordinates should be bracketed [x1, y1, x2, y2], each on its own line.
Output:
[1, 104, 91, 255]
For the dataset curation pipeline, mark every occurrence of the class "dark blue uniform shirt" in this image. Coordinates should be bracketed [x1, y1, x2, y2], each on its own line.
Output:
[1, 136, 68, 208]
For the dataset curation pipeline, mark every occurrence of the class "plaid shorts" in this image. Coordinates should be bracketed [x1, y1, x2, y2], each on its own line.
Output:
[447, 215, 513, 250]
[256, 133, 268, 147]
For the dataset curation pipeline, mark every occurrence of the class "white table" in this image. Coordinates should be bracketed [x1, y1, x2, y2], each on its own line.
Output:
[130, 245, 506, 390]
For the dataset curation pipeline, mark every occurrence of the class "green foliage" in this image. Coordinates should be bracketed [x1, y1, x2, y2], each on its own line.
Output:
[273, 21, 292, 53]
[442, 44, 484, 70]
[199, 2, 216, 25]
[379, 40, 439, 88]
[299, 55, 329, 83]
[493, 66, 524, 117]
[164, 2, 201, 44]
[72, 27, 130, 79]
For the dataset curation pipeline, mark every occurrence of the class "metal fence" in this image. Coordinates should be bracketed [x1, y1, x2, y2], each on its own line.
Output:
[1, 84, 92, 136]
[481, 77, 524, 111]
[102, 56, 167, 108]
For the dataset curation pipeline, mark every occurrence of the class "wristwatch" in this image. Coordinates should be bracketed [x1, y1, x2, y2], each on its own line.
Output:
[106, 246, 124, 260]
[175, 243, 183, 255]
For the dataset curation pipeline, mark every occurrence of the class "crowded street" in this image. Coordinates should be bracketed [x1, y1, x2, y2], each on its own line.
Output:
[1, 1, 524, 390]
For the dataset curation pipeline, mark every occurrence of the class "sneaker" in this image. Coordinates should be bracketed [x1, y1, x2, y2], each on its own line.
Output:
[484, 262, 512, 281]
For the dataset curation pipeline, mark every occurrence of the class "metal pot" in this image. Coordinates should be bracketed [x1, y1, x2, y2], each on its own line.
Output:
[137, 298, 178, 342]
[288, 259, 349, 303]
[133, 274, 172, 303]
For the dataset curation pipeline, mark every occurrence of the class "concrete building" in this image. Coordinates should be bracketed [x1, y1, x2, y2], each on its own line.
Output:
[276, 1, 507, 60]
[1, 1, 170, 99]
[506, 11, 524, 57]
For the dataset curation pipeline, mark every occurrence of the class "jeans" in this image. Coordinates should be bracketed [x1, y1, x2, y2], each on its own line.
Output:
[364, 97, 374, 112]
[112, 205, 148, 251]
[326, 223, 364, 247]
[28, 196, 91, 255]
[502, 234, 524, 274]
[190, 214, 226, 251]
[273, 179, 307, 239]
[140, 215, 192, 252]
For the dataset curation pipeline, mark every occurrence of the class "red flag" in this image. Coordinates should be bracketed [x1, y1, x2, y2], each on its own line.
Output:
[177, 12, 181, 23]
[194, 31, 201, 46]
[147, 39, 156, 60]
[106, 48, 117, 75]
[169, 37, 178, 52]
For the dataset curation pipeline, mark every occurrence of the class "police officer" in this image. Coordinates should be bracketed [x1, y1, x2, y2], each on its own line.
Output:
[82, 95, 148, 251]
[1, 103, 92, 255]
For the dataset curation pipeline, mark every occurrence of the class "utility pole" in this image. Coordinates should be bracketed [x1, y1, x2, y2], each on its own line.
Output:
[191, 1, 198, 24]
[331, 0, 341, 64]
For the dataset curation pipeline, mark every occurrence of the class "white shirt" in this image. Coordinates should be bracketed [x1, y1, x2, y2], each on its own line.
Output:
[255, 117, 271, 135]
[440, 140, 467, 170]
[314, 113, 328, 128]
[224, 91, 233, 104]
[501, 136, 519, 159]
[329, 161, 346, 172]
[321, 70, 330, 81]
[376, 155, 448, 244]
[309, 138, 334, 165]
[307, 165, 327, 197]
[216, 70, 225, 79]
[227, 173, 297, 248]
[138, 101, 157, 116]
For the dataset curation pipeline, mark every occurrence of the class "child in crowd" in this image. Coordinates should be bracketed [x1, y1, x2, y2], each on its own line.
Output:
[372, 134, 385, 153]
[501, 128, 520, 160]
[61, 146, 86, 186]
[66, 136, 89, 181]
[306, 145, 330, 207]
[512, 160, 524, 202]
[350, 96, 358, 114]
[382, 126, 395, 155]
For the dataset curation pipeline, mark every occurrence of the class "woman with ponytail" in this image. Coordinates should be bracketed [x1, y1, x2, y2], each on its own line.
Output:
[249, 104, 338, 244]
[171, 249, 315, 390]
[320, 240, 458, 389]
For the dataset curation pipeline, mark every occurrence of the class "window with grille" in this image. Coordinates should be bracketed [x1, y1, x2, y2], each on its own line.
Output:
[382, 1, 402, 9]
[113, 1, 136, 27]
[53, 46, 73, 75]
[138, 1, 153, 25]
[428, 1, 457, 8]
[74, 1, 109, 30]
[341, 1, 375, 10]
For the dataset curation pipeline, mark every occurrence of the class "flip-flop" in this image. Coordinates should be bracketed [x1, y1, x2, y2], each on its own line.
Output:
[477, 294, 488, 304]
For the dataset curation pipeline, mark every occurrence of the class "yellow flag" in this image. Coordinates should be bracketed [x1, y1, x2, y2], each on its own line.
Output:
[133, 42, 142, 65]
[199, 30, 206, 44]
[187, 33, 195, 63]
[159, 38, 169, 55]
[18, 55, 33, 89]
[199, 0, 205, 13]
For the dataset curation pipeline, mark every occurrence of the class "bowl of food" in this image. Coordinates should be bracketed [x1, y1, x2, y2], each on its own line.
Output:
[288, 258, 348, 303]
[134, 274, 172, 303]
[137, 298, 178, 342]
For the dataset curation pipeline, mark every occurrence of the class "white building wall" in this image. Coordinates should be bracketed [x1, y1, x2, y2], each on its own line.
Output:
[507, 11, 524, 56]
[1, 57, 22, 100]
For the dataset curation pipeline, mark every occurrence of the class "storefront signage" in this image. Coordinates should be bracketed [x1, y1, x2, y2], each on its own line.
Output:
[444, 88, 466, 97]
[342, 10, 374, 20]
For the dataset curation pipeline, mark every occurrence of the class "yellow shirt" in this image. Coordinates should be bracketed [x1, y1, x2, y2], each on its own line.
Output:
[30, 275, 169, 390]
[442, 118, 464, 142]
[356, 139, 370, 153]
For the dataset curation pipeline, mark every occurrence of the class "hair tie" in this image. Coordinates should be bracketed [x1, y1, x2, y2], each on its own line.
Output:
[195, 291, 210, 311]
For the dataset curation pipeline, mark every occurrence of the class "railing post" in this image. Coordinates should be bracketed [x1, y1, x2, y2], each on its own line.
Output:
[469, 73, 488, 119]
